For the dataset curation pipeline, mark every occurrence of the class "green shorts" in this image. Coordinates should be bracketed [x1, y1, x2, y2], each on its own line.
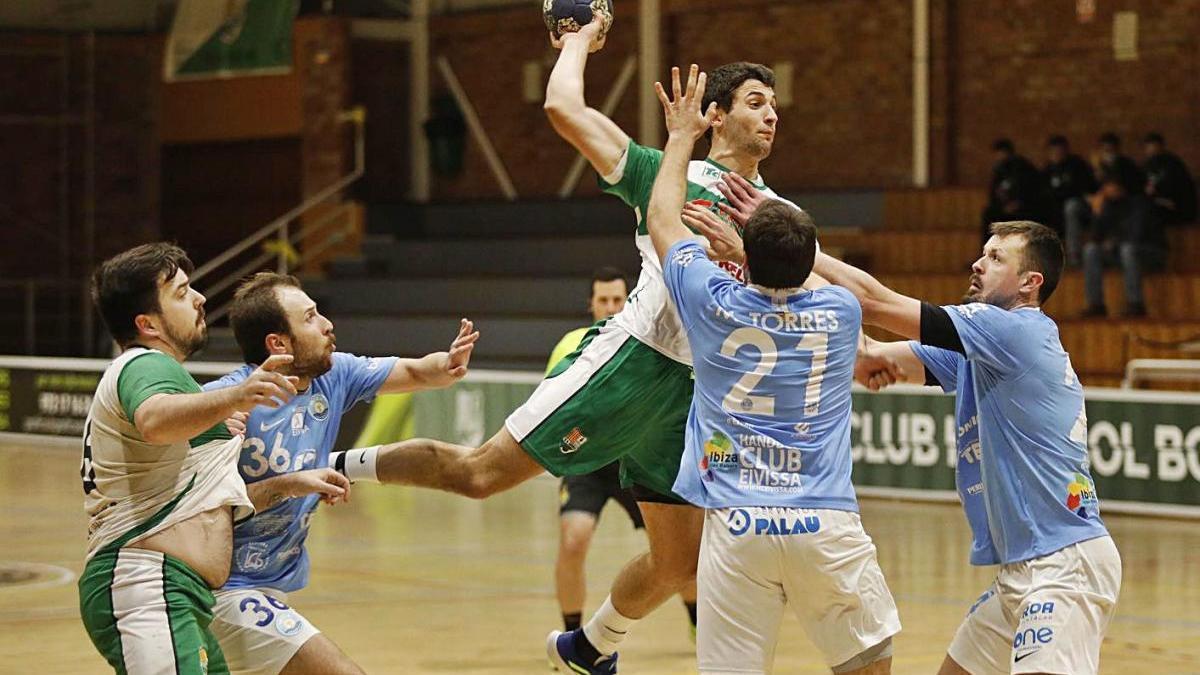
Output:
[504, 320, 694, 499]
[79, 547, 229, 675]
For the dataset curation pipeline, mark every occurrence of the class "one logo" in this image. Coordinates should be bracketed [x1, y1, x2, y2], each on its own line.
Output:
[198, 647, 209, 675]
[1065, 473, 1097, 516]
[700, 432, 736, 481]
[290, 408, 306, 436]
[1012, 626, 1054, 662]
[559, 484, 570, 506]
[726, 509, 751, 535]
[276, 614, 305, 637]
[308, 394, 330, 422]
[560, 427, 588, 454]
[260, 417, 286, 432]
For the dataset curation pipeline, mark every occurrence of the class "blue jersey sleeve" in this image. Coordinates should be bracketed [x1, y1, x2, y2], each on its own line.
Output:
[663, 240, 725, 331]
[909, 341, 962, 393]
[201, 367, 250, 392]
[941, 303, 1027, 376]
[331, 353, 398, 410]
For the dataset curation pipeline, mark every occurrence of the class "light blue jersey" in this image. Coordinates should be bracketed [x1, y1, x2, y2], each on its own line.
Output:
[931, 304, 1108, 564]
[664, 241, 861, 511]
[909, 342, 999, 565]
[204, 352, 396, 592]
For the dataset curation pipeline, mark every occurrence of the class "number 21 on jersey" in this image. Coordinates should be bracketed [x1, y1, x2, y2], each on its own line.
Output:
[720, 327, 828, 417]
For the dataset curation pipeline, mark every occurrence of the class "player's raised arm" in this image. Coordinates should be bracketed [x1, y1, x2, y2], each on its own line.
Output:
[544, 15, 630, 177]
[646, 65, 718, 262]
[378, 318, 480, 394]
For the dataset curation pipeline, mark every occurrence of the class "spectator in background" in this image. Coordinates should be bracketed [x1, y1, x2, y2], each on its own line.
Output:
[981, 138, 1045, 247]
[1043, 135, 1098, 267]
[1142, 132, 1197, 226]
[1083, 132, 1163, 318]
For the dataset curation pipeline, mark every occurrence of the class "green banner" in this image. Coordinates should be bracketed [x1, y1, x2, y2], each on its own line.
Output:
[1, 357, 1196, 515]
[405, 380, 1200, 514]
[165, 0, 298, 80]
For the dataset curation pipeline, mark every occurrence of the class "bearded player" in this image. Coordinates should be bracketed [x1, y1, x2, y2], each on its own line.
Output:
[202, 272, 478, 674]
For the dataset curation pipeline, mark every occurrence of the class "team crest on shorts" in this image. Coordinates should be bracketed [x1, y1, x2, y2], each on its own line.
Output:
[560, 427, 588, 454]
[276, 613, 305, 636]
[308, 394, 330, 422]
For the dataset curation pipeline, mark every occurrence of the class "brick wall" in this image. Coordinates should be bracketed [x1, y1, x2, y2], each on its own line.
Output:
[952, 0, 1200, 185]
[0, 33, 161, 280]
[402, 0, 1200, 199]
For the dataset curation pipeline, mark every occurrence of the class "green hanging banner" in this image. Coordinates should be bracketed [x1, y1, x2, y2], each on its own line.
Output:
[165, 0, 299, 81]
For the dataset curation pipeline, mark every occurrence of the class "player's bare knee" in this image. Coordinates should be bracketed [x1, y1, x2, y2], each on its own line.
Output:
[831, 637, 893, 674]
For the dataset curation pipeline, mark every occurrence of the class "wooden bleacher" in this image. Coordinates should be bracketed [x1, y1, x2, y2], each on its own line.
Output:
[832, 188, 1200, 388]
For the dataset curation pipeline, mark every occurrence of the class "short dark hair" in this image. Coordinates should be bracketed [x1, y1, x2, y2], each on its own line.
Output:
[1099, 131, 1121, 147]
[743, 201, 817, 289]
[91, 243, 194, 347]
[992, 138, 1014, 153]
[989, 221, 1064, 304]
[1046, 134, 1069, 149]
[1142, 131, 1164, 145]
[591, 266, 627, 288]
[229, 272, 302, 365]
[702, 62, 775, 141]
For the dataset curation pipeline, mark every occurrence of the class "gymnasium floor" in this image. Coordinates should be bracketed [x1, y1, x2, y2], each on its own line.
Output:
[1, 441, 1197, 674]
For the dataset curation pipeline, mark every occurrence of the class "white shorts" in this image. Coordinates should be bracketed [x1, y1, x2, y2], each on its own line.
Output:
[948, 535, 1122, 675]
[697, 507, 901, 674]
[210, 588, 320, 675]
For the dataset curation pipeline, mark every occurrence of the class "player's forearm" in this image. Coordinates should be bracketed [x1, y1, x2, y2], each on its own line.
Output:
[544, 37, 591, 124]
[245, 474, 296, 512]
[647, 134, 698, 261]
[813, 252, 891, 307]
[135, 387, 241, 445]
[381, 353, 456, 393]
[814, 253, 921, 338]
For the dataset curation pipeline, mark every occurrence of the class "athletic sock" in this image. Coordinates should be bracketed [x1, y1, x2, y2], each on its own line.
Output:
[582, 596, 635, 657]
[563, 612, 582, 631]
[684, 600, 697, 626]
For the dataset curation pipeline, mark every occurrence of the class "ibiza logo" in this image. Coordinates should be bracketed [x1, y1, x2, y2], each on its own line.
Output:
[560, 427, 588, 454]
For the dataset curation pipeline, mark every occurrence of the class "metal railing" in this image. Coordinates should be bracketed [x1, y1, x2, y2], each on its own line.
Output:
[191, 106, 366, 324]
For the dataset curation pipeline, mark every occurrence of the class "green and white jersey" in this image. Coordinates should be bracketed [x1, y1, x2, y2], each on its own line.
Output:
[82, 347, 252, 560]
[600, 140, 802, 364]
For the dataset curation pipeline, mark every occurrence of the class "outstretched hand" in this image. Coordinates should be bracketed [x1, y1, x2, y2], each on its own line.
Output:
[682, 203, 746, 265]
[714, 171, 770, 228]
[654, 64, 718, 142]
[446, 318, 479, 379]
[854, 344, 906, 392]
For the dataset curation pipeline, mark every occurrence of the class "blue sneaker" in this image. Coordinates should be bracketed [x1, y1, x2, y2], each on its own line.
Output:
[546, 629, 618, 674]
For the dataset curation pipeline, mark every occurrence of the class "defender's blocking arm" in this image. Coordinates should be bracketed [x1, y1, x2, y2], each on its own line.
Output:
[812, 253, 923, 340]
[646, 65, 717, 262]
[379, 319, 480, 394]
[544, 17, 630, 177]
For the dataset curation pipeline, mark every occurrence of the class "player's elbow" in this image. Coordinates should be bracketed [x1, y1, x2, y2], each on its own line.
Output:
[543, 96, 584, 131]
[461, 476, 500, 500]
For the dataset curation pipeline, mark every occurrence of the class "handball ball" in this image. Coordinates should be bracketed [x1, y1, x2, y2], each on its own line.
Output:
[543, 0, 614, 40]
